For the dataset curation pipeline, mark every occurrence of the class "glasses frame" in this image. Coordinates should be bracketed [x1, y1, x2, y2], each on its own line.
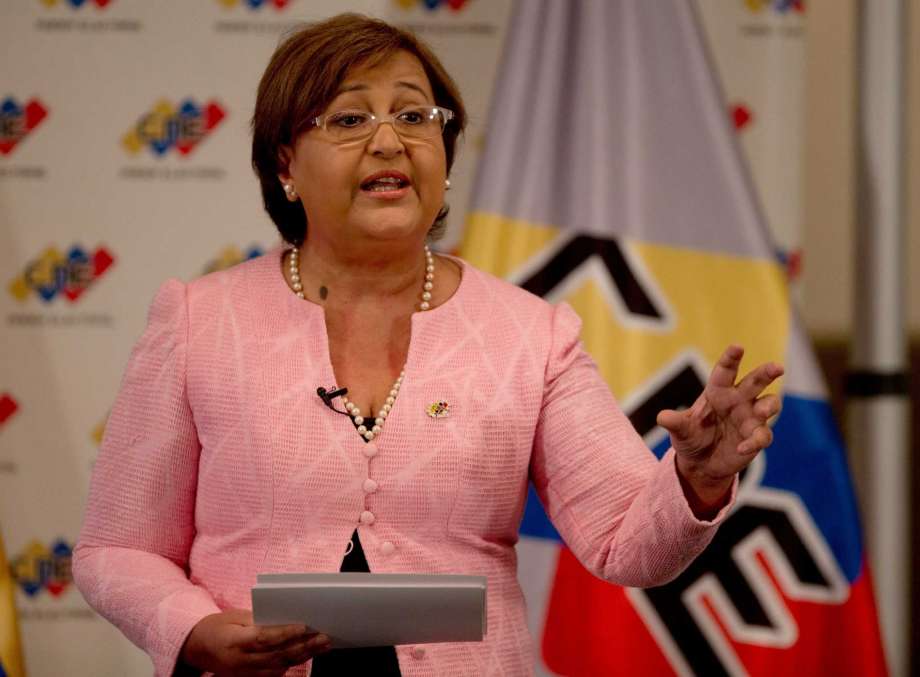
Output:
[310, 106, 455, 144]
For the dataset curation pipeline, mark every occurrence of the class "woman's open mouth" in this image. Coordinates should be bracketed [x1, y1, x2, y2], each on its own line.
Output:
[360, 171, 411, 198]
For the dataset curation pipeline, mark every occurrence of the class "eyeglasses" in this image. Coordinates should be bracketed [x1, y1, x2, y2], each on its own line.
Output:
[311, 106, 454, 144]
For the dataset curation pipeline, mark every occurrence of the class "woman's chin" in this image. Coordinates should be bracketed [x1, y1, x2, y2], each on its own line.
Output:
[349, 211, 431, 243]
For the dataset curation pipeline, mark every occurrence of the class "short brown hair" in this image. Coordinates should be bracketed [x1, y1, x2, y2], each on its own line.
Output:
[251, 13, 467, 246]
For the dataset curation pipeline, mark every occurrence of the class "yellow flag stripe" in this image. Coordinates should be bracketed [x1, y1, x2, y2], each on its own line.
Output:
[0, 531, 25, 677]
[460, 214, 788, 401]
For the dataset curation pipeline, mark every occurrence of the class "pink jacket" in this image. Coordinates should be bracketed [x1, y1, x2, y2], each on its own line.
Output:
[73, 249, 733, 676]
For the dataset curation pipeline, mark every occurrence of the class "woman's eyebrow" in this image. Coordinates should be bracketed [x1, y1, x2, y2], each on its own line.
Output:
[334, 81, 429, 97]
[394, 81, 429, 96]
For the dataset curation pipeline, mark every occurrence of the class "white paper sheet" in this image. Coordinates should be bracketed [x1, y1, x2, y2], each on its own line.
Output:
[251, 573, 487, 648]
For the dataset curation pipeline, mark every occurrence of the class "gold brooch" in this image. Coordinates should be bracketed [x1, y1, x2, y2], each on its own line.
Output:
[426, 401, 450, 418]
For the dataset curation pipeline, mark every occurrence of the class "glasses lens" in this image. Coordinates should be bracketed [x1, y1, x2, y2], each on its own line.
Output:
[319, 107, 451, 142]
[394, 107, 446, 139]
[325, 110, 372, 142]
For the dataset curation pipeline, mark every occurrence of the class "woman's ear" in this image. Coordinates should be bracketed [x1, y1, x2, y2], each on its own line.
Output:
[276, 145, 293, 185]
[276, 146, 299, 201]
[277, 146, 301, 202]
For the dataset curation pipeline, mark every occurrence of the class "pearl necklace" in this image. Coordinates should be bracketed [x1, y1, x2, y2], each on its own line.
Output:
[286, 245, 435, 441]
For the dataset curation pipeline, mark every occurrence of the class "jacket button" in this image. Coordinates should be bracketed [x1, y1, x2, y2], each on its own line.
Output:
[359, 510, 375, 525]
[363, 478, 378, 494]
[380, 541, 395, 555]
[363, 442, 378, 458]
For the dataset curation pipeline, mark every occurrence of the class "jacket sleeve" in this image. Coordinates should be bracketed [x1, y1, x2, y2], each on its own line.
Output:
[529, 302, 736, 588]
[72, 279, 220, 677]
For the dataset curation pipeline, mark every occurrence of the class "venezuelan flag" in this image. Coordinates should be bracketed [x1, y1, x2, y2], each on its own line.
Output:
[461, 1, 888, 674]
[0, 530, 25, 677]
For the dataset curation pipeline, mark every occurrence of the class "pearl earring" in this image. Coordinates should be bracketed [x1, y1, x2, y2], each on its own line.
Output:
[444, 178, 451, 190]
[283, 183, 298, 201]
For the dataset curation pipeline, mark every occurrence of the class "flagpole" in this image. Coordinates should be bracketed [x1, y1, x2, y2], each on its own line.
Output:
[849, 1, 910, 675]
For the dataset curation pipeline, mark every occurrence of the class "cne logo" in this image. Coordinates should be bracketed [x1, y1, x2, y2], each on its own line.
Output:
[1, 97, 48, 156]
[10, 538, 73, 598]
[744, 0, 805, 13]
[217, 0, 290, 9]
[8, 245, 114, 304]
[0, 393, 19, 427]
[203, 245, 264, 274]
[393, 0, 472, 11]
[628, 487, 848, 676]
[39, 0, 113, 7]
[122, 99, 226, 157]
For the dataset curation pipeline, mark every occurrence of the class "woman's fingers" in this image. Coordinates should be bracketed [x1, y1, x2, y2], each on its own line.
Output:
[752, 393, 782, 421]
[254, 632, 330, 671]
[708, 345, 745, 389]
[661, 348, 783, 460]
[242, 624, 316, 653]
[737, 425, 773, 454]
[738, 417, 759, 439]
[656, 408, 688, 436]
[184, 610, 328, 677]
[238, 629, 331, 671]
[284, 633, 331, 664]
[736, 395, 782, 437]
[736, 362, 784, 401]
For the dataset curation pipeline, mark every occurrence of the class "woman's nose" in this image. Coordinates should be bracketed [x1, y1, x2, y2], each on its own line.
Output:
[367, 120, 405, 157]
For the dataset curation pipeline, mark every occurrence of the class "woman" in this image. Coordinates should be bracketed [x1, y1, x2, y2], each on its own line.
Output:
[73, 13, 782, 677]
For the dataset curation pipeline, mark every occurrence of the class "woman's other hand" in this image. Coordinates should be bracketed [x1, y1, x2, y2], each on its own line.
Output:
[179, 609, 331, 676]
[656, 345, 784, 518]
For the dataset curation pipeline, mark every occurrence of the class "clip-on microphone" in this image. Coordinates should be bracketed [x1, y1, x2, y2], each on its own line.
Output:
[317, 386, 349, 415]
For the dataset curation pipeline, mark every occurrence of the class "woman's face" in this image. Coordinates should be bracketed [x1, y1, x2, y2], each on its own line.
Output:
[280, 50, 448, 249]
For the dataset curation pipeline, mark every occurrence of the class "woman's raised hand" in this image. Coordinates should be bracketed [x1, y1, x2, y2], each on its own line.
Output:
[179, 608, 331, 676]
[656, 345, 784, 516]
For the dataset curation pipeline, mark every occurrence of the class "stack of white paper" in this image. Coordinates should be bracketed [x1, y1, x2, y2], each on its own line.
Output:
[252, 573, 487, 648]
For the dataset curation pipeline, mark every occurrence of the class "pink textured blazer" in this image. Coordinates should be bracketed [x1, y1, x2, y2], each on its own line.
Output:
[73, 248, 734, 676]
